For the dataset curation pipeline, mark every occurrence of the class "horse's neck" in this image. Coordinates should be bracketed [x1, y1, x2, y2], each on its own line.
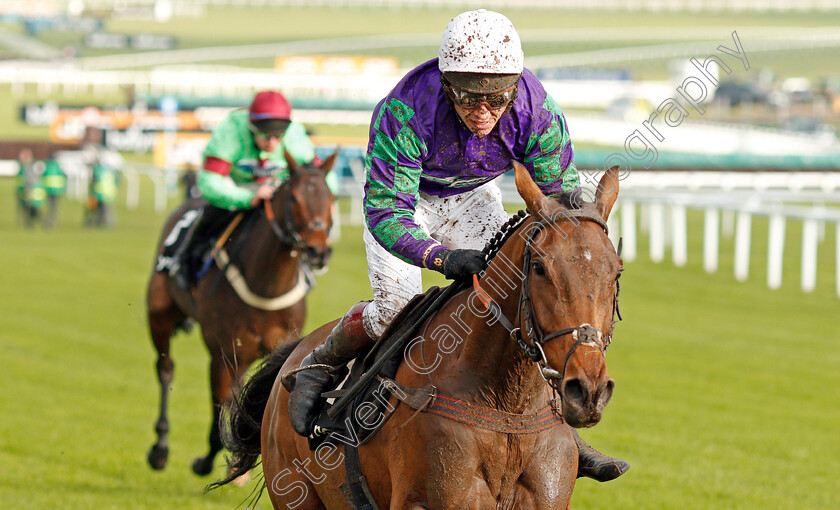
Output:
[447, 225, 548, 414]
[234, 211, 299, 295]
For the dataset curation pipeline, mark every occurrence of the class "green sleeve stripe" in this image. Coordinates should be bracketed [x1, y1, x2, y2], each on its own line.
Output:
[372, 218, 405, 248]
[388, 98, 414, 125]
[393, 165, 421, 195]
[370, 131, 401, 168]
[562, 162, 581, 192]
[524, 132, 540, 158]
[365, 178, 395, 211]
[395, 125, 425, 161]
[526, 94, 577, 186]
[364, 97, 433, 259]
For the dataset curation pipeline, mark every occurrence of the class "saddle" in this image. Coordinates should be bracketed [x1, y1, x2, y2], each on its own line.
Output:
[306, 283, 462, 449]
[156, 205, 250, 285]
[301, 282, 462, 510]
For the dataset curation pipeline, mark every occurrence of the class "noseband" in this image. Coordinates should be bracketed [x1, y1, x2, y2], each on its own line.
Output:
[263, 169, 331, 256]
[476, 208, 622, 393]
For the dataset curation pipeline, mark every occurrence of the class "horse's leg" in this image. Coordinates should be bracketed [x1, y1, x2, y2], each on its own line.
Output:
[146, 273, 183, 470]
[192, 354, 234, 476]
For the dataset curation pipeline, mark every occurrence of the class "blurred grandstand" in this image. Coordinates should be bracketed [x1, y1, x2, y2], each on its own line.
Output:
[1, 0, 839, 295]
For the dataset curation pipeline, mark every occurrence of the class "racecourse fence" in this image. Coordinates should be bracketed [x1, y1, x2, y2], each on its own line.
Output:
[316, 145, 840, 297]
[20, 143, 839, 299]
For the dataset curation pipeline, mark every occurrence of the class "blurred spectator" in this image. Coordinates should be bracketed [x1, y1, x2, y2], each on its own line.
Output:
[15, 148, 48, 228]
[81, 127, 123, 228]
[15, 148, 34, 225]
[42, 158, 67, 228]
[181, 164, 200, 201]
[29, 161, 48, 225]
[86, 156, 119, 228]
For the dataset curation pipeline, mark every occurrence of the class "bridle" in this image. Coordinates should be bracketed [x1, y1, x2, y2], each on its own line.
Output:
[475, 208, 623, 394]
[262, 167, 331, 258]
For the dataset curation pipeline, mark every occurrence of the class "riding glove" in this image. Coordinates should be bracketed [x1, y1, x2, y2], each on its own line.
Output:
[433, 249, 487, 280]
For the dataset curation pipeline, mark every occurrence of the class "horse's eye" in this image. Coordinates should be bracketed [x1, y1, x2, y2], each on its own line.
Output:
[532, 260, 547, 277]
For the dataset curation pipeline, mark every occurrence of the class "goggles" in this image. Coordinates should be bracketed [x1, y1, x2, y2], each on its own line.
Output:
[443, 83, 517, 111]
[249, 119, 291, 141]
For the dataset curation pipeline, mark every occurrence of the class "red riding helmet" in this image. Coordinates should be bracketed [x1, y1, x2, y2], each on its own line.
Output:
[249, 91, 292, 135]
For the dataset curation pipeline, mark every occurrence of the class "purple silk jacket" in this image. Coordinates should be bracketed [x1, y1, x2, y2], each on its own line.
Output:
[364, 58, 580, 267]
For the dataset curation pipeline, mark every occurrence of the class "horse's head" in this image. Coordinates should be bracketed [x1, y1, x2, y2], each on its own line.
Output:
[513, 162, 621, 428]
[268, 150, 338, 270]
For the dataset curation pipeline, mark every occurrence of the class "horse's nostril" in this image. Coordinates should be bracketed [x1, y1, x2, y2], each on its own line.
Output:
[563, 378, 586, 406]
[597, 379, 615, 408]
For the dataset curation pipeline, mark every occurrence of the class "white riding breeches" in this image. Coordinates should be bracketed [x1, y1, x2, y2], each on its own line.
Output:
[361, 181, 509, 339]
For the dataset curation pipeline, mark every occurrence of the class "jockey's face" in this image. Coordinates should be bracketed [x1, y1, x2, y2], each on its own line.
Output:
[453, 101, 507, 137]
[254, 131, 282, 152]
[444, 80, 515, 137]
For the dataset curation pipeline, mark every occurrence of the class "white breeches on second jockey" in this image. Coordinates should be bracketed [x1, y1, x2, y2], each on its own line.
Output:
[361, 181, 509, 339]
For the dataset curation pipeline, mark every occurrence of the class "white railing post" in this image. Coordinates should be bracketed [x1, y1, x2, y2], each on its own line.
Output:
[801, 219, 818, 292]
[722, 209, 735, 239]
[767, 214, 786, 290]
[153, 173, 167, 213]
[639, 202, 649, 235]
[122, 168, 140, 210]
[671, 204, 687, 267]
[649, 202, 665, 263]
[607, 205, 620, 250]
[734, 211, 752, 282]
[620, 199, 636, 262]
[703, 207, 719, 274]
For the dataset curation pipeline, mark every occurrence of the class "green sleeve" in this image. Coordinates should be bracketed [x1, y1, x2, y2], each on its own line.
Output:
[276, 121, 315, 164]
[523, 94, 579, 195]
[198, 170, 255, 210]
[325, 170, 339, 195]
[203, 114, 242, 163]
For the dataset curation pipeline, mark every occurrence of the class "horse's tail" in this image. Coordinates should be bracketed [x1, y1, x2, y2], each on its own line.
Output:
[208, 337, 303, 490]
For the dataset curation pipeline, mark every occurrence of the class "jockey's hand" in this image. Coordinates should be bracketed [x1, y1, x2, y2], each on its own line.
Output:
[249, 184, 276, 207]
[435, 249, 487, 281]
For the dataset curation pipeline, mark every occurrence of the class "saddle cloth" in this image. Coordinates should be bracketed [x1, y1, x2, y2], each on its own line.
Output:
[155, 207, 203, 274]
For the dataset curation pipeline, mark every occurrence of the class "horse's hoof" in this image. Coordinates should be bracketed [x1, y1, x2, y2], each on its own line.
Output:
[192, 457, 213, 476]
[147, 445, 168, 470]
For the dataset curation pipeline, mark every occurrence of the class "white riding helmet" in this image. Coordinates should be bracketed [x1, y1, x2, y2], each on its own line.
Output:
[439, 9, 524, 93]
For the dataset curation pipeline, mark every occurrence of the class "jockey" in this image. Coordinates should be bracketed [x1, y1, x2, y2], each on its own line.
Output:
[288, 9, 629, 482]
[169, 90, 334, 289]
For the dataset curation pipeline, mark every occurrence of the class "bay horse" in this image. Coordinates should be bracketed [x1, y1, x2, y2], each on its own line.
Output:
[216, 162, 623, 509]
[145, 152, 337, 476]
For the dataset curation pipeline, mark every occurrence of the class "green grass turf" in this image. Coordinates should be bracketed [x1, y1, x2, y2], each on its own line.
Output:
[1, 175, 838, 508]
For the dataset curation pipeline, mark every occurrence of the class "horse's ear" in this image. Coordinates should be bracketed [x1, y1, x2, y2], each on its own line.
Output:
[595, 165, 620, 221]
[284, 150, 299, 175]
[321, 149, 339, 174]
[514, 161, 550, 216]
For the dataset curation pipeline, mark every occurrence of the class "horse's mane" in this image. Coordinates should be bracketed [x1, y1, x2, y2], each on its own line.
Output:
[480, 189, 586, 262]
[552, 189, 585, 210]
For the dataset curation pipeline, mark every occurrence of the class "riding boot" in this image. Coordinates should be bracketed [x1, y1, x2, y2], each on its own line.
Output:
[573, 428, 630, 482]
[288, 302, 374, 437]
